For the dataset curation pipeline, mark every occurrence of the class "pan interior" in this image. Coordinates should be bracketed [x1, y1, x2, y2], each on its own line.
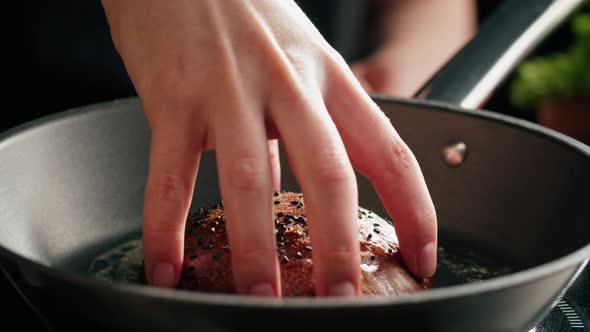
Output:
[0, 97, 589, 293]
[84, 228, 516, 289]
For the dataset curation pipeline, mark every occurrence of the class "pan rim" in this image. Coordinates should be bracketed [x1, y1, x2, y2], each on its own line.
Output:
[1, 243, 589, 309]
[1, 95, 589, 309]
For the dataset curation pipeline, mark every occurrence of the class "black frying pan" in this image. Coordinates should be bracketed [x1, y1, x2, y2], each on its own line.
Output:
[2, 1, 589, 331]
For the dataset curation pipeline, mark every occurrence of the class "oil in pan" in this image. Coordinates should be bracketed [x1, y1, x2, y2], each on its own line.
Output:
[88, 236, 516, 288]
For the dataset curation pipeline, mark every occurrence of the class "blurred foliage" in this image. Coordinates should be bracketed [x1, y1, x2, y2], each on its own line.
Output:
[510, 5, 590, 111]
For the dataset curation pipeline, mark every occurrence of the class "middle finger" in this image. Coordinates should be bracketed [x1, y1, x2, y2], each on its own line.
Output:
[215, 104, 280, 297]
[271, 87, 361, 297]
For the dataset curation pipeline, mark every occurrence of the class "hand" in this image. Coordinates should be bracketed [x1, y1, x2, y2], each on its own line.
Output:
[351, 45, 441, 97]
[351, 0, 477, 97]
[101, 0, 437, 297]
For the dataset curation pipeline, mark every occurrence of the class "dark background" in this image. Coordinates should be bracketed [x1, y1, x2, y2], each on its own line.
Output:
[10, 1, 580, 330]
[17, 0, 576, 133]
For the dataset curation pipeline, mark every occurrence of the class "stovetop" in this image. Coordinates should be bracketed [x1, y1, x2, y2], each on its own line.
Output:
[3, 265, 589, 331]
[532, 263, 589, 332]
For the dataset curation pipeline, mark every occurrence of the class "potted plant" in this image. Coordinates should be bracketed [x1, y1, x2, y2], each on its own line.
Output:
[510, 7, 590, 145]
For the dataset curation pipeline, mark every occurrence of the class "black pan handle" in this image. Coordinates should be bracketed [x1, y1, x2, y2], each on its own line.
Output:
[413, 0, 585, 109]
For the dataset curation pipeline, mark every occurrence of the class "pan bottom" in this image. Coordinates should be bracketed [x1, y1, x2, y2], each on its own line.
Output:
[86, 233, 517, 291]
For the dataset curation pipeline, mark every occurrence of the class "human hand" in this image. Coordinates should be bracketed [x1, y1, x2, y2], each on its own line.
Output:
[101, 0, 437, 297]
[351, 0, 477, 97]
[351, 45, 443, 97]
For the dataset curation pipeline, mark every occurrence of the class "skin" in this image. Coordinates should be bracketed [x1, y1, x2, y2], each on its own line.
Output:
[99, 0, 464, 297]
[351, 0, 478, 97]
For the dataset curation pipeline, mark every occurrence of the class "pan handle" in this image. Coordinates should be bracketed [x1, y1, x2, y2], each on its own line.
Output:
[413, 0, 585, 109]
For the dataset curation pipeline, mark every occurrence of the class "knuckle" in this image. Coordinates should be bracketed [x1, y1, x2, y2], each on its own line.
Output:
[146, 171, 191, 208]
[312, 152, 355, 188]
[372, 136, 419, 181]
[142, 226, 184, 244]
[226, 157, 268, 192]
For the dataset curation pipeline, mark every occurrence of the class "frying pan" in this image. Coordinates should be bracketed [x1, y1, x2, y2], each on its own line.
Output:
[2, 0, 589, 331]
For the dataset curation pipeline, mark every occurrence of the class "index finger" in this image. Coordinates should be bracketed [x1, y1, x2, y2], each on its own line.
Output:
[327, 69, 438, 278]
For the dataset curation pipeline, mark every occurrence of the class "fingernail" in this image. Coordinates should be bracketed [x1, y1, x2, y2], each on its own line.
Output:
[328, 282, 356, 297]
[249, 283, 276, 297]
[152, 262, 176, 288]
[418, 242, 437, 277]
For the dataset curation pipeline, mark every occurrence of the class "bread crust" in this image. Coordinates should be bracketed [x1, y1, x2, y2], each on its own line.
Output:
[178, 192, 432, 296]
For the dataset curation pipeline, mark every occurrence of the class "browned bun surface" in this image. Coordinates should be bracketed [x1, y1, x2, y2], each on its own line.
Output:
[178, 191, 432, 296]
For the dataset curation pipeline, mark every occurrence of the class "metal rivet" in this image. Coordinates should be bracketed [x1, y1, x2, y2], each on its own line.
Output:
[442, 141, 467, 167]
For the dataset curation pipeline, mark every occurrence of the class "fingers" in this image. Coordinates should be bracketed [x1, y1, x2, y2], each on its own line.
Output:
[268, 139, 281, 191]
[143, 126, 201, 288]
[327, 65, 438, 278]
[214, 108, 280, 297]
[271, 88, 360, 297]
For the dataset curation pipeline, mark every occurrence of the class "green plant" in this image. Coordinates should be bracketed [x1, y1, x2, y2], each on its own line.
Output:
[510, 7, 590, 111]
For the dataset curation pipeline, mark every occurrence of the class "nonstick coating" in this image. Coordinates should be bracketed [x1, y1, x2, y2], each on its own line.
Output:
[0, 97, 589, 332]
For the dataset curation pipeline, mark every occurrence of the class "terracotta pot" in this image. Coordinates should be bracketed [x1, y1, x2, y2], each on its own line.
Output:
[538, 96, 590, 145]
